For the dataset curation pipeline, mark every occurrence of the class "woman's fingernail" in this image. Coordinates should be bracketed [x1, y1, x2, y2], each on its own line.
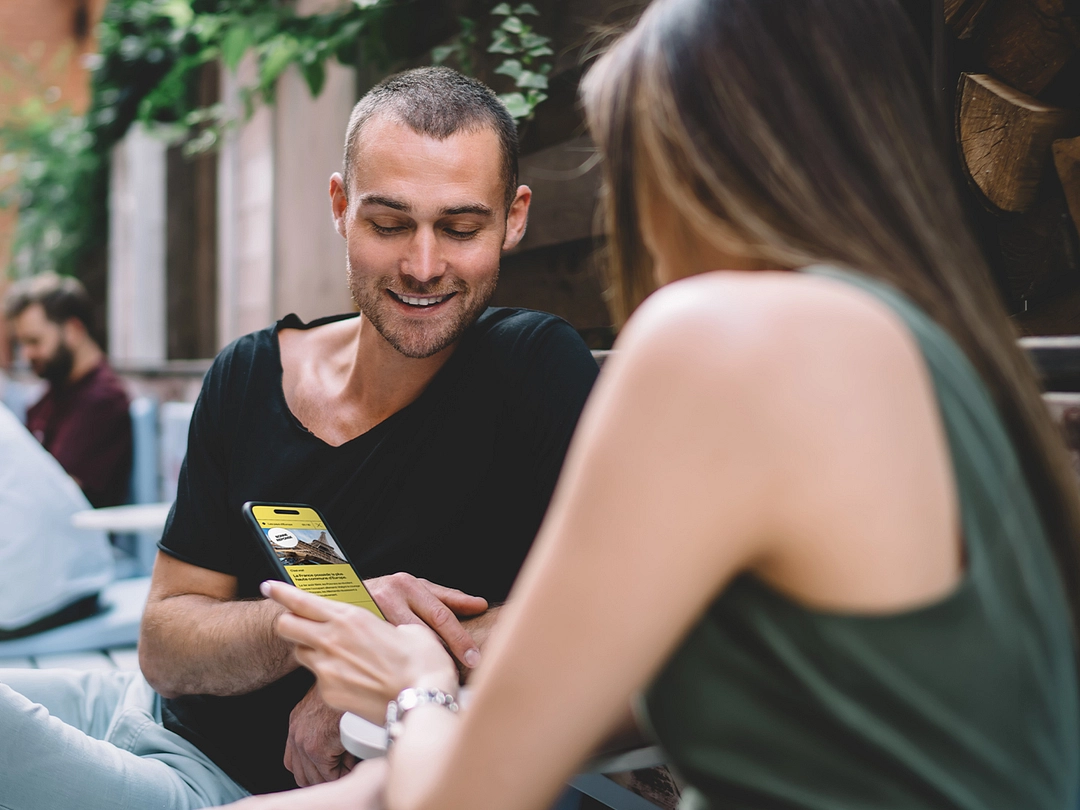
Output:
[464, 649, 481, 668]
[260, 581, 272, 597]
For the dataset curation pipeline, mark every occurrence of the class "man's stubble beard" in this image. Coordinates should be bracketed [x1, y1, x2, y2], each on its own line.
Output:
[347, 264, 500, 359]
[36, 341, 75, 386]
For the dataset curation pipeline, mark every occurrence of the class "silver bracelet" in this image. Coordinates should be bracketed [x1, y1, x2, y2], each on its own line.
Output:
[385, 687, 459, 748]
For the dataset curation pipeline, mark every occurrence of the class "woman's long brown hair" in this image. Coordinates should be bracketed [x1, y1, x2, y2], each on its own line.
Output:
[582, 0, 1080, 631]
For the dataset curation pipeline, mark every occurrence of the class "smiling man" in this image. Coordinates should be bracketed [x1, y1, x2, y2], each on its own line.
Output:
[0, 68, 598, 809]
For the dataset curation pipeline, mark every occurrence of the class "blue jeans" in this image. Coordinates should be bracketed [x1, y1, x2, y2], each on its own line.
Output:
[0, 668, 249, 810]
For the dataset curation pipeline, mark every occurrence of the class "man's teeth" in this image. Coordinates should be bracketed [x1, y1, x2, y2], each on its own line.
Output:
[393, 292, 450, 307]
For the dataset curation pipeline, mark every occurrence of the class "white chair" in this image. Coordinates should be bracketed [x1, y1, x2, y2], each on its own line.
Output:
[0, 578, 151, 658]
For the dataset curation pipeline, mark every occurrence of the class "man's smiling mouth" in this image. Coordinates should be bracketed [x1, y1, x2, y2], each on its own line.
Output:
[387, 290, 457, 308]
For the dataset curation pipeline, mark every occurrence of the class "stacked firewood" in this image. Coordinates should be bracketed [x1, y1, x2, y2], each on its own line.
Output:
[950, 0, 1080, 327]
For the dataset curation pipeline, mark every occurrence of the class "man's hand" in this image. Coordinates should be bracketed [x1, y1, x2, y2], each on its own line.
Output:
[284, 685, 356, 787]
[364, 573, 488, 669]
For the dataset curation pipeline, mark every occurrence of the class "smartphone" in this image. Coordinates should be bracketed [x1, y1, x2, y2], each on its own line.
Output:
[243, 501, 384, 619]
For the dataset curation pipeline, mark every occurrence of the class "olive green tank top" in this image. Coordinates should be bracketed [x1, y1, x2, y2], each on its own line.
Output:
[642, 266, 1079, 810]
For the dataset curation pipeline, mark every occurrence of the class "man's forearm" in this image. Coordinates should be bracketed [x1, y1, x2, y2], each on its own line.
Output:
[140, 594, 297, 698]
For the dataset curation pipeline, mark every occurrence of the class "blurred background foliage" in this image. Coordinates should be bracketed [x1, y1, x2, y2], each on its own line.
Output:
[0, 0, 554, 280]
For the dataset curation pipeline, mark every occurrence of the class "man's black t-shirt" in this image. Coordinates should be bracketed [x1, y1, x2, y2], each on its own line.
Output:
[157, 307, 598, 794]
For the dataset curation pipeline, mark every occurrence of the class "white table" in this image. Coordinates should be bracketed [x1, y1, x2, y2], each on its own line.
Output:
[71, 502, 173, 534]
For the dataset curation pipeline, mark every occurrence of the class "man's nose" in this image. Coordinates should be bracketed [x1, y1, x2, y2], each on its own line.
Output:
[403, 230, 443, 284]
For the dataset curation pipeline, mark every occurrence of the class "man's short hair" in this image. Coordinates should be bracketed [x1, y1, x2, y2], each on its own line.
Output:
[343, 66, 520, 212]
[4, 273, 95, 333]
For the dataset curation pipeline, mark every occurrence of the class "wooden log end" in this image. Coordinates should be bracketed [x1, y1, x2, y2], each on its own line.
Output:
[957, 73, 1078, 214]
[980, 0, 1080, 97]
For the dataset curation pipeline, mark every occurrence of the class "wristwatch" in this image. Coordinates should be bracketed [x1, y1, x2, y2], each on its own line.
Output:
[385, 687, 460, 747]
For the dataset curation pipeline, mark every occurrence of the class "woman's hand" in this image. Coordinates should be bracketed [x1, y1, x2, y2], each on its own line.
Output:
[262, 580, 459, 723]
[225, 758, 387, 810]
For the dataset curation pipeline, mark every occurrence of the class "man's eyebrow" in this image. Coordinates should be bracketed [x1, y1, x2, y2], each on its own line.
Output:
[441, 203, 493, 217]
[357, 194, 410, 212]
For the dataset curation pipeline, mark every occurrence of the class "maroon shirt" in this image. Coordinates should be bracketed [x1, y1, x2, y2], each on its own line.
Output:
[26, 361, 133, 508]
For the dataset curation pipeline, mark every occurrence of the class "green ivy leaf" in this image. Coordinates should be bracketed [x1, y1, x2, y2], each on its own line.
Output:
[494, 58, 523, 79]
[527, 45, 554, 57]
[500, 16, 524, 34]
[514, 3, 540, 14]
[221, 25, 252, 71]
[333, 20, 365, 63]
[119, 36, 145, 61]
[491, 3, 512, 15]
[182, 127, 218, 157]
[336, 19, 365, 42]
[515, 70, 548, 90]
[431, 44, 457, 64]
[519, 32, 549, 49]
[159, 0, 194, 29]
[259, 36, 300, 86]
[190, 13, 224, 45]
[353, 0, 383, 7]
[94, 106, 117, 127]
[487, 33, 517, 54]
[498, 92, 531, 120]
[525, 89, 548, 107]
[301, 60, 326, 96]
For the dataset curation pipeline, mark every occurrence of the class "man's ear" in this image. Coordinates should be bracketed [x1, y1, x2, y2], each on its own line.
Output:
[62, 317, 86, 347]
[501, 185, 532, 252]
[330, 173, 348, 239]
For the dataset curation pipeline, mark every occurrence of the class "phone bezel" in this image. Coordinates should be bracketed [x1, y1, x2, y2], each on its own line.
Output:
[241, 500, 384, 619]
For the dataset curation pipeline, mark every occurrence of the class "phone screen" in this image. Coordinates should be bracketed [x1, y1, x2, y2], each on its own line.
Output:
[250, 505, 384, 618]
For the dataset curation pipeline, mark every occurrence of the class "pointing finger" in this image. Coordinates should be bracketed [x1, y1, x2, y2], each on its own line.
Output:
[262, 580, 338, 622]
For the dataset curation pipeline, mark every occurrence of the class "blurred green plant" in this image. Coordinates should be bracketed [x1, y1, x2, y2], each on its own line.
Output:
[488, 3, 553, 120]
[2, 0, 555, 280]
[431, 15, 477, 77]
[1, 0, 392, 279]
[0, 102, 104, 278]
[432, 2, 554, 121]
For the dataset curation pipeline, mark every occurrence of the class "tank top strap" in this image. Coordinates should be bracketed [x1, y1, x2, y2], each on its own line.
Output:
[801, 263, 1038, 580]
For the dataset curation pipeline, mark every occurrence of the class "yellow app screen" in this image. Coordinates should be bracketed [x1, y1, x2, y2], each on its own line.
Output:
[251, 506, 384, 618]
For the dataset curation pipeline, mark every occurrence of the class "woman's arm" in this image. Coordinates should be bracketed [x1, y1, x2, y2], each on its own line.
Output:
[225, 759, 388, 810]
[386, 272, 955, 810]
[387, 283, 791, 810]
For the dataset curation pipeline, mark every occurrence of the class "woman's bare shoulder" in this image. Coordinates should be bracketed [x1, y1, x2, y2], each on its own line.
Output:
[614, 269, 925, 398]
[605, 270, 954, 598]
